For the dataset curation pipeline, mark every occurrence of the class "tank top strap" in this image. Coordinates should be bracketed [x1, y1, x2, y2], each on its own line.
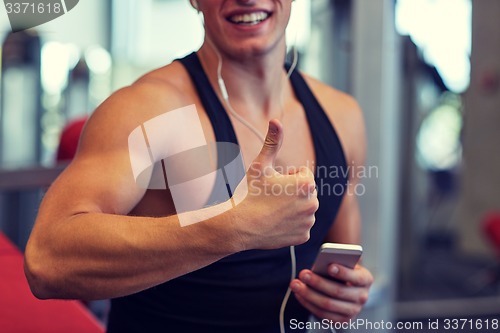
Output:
[177, 53, 239, 146]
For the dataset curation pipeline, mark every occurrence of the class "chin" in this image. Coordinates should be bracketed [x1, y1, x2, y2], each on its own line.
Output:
[227, 36, 286, 59]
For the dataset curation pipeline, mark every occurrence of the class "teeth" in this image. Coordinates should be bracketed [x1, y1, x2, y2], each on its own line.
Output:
[229, 11, 269, 25]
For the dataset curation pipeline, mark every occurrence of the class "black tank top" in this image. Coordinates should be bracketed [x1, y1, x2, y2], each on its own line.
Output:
[107, 53, 348, 333]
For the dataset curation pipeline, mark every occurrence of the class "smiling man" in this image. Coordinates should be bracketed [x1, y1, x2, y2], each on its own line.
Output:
[24, 1, 373, 332]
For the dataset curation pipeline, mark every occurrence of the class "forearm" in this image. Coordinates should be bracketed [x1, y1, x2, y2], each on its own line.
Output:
[24, 209, 243, 300]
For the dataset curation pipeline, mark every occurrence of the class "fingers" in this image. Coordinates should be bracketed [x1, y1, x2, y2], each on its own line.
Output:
[290, 266, 373, 321]
[287, 166, 316, 197]
[297, 270, 369, 305]
[255, 119, 283, 168]
[326, 264, 374, 288]
[247, 121, 317, 201]
[294, 293, 350, 323]
[291, 278, 363, 319]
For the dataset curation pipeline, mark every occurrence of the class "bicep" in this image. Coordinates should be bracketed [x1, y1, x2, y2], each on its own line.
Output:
[37, 94, 149, 224]
[37, 149, 146, 225]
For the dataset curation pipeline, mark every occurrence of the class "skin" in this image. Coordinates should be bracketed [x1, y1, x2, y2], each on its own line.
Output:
[24, 0, 373, 325]
[194, 0, 374, 322]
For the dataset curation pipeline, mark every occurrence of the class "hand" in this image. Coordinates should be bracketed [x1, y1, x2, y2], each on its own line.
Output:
[290, 264, 373, 322]
[235, 119, 319, 250]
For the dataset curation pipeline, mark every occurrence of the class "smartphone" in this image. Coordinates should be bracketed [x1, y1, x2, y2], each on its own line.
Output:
[311, 243, 363, 277]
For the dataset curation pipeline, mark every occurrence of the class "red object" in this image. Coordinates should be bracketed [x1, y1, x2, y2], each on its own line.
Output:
[0, 232, 104, 333]
[483, 212, 500, 257]
[56, 117, 87, 161]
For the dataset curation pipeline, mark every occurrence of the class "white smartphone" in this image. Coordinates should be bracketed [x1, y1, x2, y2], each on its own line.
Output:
[311, 243, 363, 277]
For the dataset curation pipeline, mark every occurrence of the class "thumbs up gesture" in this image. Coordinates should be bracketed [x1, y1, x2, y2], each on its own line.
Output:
[236, 120, 319, 250]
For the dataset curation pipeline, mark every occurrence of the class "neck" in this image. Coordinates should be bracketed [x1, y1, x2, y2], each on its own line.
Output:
[197, 39, 290, 118]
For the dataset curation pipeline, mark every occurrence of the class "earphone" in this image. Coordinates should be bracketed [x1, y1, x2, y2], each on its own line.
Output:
[207, 34, 299, 333]
[196, 5, 300, 333]
[216, 48, 297, 101]
[213, 44, 297, 142]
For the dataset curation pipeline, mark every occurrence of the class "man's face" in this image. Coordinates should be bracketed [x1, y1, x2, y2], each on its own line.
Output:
[194, 0, 293, 58]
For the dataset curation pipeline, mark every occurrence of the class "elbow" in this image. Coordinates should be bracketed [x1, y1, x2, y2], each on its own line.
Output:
[24, 265, 52, 300]
[23, 242, 60, 300]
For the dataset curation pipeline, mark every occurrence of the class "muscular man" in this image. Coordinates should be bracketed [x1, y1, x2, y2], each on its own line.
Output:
[24, 0, 373, 332]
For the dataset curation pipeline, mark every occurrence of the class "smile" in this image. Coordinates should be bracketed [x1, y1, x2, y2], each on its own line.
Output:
[227, 11, 271, 25]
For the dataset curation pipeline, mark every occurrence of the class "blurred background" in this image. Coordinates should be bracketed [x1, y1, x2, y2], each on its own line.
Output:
[0, 0, 499, 332]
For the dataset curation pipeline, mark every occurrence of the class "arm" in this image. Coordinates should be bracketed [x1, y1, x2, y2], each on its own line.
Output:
[290, 85, 374, 321]
[292, 194, 374, 322]
[24, 84, 243, 300]
[24, 83, 318, 300]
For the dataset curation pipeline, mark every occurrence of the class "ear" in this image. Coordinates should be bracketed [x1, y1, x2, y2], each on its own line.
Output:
[190, 0, 200, 11]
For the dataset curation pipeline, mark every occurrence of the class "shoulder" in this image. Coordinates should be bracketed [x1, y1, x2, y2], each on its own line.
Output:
[78, 61, 194, 154]
[301, 72, 366, 166]
[301, 73, 361, 116]
[91, 60, 193, 128]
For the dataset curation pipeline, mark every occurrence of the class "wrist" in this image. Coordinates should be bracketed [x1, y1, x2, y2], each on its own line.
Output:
[227, 205, 252, 252]
[190, 206, 250, 255]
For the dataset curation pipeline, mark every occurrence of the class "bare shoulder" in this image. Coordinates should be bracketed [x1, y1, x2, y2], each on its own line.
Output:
[301, 73, 366, 165]
[301, 73, 363, 126]
[44, 61, 195, 216]
[79, 61, 193, 155]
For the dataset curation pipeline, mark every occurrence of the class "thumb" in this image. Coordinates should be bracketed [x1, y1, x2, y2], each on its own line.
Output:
[255, 119, 283, 168]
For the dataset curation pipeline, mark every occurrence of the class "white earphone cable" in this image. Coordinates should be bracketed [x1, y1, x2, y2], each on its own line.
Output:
[202, 12, 299, 333]
[209, 42, 299, 333]
[279, 245, 296, 333]
[209, 38, 298, 145]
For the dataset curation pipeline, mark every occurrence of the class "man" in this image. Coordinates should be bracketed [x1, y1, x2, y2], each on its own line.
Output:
[24, 0, 373, 332]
